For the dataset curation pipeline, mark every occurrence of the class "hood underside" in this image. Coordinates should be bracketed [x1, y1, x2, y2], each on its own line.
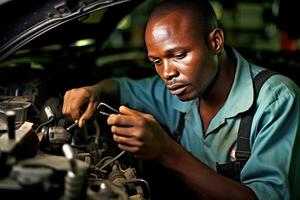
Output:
[0, 0, 141, 62]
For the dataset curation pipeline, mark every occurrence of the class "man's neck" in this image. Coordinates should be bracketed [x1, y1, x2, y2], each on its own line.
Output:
[199, 49, 236, 132]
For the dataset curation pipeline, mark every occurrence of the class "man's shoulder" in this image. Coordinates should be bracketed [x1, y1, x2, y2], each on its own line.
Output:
[262, 73, 300, 97]
[250, 64, 300, 96]
[254, 72, 300, 115]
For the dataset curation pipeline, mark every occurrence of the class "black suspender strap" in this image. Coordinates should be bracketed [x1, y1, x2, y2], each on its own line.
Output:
[174, 112, 186, 143]
[235, 70, 277, 161]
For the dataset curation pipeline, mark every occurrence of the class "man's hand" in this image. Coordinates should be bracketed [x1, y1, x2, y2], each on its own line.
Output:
[107, 106, 174, 161]
[62, 86, 99, 127]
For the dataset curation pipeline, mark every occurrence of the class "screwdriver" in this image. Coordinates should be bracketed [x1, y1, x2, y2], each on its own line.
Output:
[66, 120, 78, 131]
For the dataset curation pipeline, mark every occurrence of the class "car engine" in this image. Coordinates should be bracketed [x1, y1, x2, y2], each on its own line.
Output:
[0, 77, 150, 200]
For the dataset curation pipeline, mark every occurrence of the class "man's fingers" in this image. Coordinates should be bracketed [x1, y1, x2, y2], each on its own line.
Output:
[78, 118, 86, 128]
[107, 105, 148, 126]
[119, 105, 142, 116]
[62, 91, 76, 117]
[62, 91, 69, 114]
[113, 134, 143, 147]
[111, 126, 131, 136]
[63, 90, 84, 120]
[117, 144, 140, 154]
[62, 87, 97, 122]
[107, 113, 138, 127]
[78, 102, 98, 127]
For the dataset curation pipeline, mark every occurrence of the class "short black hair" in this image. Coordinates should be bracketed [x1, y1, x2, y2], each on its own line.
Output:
[148, 0, 219, 37]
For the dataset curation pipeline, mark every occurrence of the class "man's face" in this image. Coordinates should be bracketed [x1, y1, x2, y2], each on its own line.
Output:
[145, 13, 218, 101]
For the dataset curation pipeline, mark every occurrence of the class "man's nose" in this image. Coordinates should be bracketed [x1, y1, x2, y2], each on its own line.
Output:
[162, 60, 177, 80]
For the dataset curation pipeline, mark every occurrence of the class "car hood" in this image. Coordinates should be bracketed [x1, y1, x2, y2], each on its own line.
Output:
[0, 0, 142, 62]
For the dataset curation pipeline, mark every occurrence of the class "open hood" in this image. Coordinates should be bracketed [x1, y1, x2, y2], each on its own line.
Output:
[0, 0, 142, 62]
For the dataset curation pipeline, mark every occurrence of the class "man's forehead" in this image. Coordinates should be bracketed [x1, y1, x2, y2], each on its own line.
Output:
[146, 11, 199, 40]
[151, 25, 169, 39]
[147, 6, 201, 36]
[146, 17, 187, 46]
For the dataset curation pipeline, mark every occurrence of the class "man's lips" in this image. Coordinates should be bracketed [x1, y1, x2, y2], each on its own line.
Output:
[167, 84, 190, 95]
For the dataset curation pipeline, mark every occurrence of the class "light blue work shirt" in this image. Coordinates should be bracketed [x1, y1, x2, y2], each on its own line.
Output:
[114, 47, 300, 200]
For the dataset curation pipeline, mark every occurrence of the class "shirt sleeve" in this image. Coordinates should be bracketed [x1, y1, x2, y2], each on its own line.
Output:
[112, 75, 180, 129]
[241, 75, 300, 200]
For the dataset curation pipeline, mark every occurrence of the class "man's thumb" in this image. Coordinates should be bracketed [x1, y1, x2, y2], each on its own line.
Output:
[119, 105, 137, 115]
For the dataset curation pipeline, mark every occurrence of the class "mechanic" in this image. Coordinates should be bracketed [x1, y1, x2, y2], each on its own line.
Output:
[62, 0, 300, 199]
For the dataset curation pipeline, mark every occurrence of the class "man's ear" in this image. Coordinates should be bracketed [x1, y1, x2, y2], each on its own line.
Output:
[208, 28, 224, 54]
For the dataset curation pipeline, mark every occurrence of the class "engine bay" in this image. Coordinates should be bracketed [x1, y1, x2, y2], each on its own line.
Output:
[0, 73, 151, 200]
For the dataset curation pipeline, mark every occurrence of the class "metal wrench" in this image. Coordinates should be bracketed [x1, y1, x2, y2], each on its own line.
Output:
[97, 102, 120, 116]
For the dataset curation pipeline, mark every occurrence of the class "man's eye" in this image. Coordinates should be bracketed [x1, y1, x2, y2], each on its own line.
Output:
[151, 59, 162, 65]
[174, 53, 186, 59]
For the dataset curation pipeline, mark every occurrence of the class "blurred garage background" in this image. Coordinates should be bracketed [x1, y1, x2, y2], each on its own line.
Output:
[99, 0, 300, 84]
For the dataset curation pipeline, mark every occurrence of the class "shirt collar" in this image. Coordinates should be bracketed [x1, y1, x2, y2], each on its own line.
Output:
[172, 96, 195, 113]
[172, 47, 254, 119]
[221, 47, 254, 118]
